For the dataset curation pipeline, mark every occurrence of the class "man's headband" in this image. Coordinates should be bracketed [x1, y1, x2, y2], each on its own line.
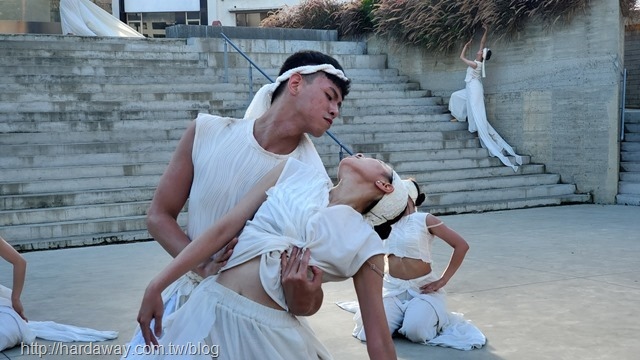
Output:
[244, 64, 349, 120]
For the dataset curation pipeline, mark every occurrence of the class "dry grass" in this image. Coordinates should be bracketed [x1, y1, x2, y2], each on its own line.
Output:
[262, 0, 637, 53]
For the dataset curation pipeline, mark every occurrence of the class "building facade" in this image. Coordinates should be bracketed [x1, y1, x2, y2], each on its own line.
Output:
[112, 0, 300, 38]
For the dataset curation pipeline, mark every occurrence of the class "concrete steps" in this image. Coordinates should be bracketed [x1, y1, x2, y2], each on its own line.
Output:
[0, 33, 590, 250]
[617, 109, 640, 205]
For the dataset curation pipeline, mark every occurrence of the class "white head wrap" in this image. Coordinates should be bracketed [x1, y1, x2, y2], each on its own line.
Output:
[363, 170, 409, 226]
[244, 64, 349, 120]
[481, 48, 488, 78]
[402, 179, 419, 204]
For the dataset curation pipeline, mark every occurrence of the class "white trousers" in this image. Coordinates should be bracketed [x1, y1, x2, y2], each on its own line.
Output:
[384, 291, 439, 343]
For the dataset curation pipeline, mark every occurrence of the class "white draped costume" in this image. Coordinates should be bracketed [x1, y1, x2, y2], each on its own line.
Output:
[60, 0, 144, 37]
[348, 212, 486, 351]
[449, 60, 523, 171]
[127, 158, 385, 359]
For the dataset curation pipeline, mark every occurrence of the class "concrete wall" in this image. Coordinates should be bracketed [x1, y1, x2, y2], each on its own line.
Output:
[368, 0, 623, 203]
[625, 23, 640, 108]
[166, 24, 338, 41]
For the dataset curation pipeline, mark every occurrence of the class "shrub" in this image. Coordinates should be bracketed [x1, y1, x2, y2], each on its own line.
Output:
[261, 0, 341, 30]
[262, 0, 639, 53]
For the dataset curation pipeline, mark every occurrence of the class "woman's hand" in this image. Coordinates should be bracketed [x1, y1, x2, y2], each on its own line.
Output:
[12, 298, 27, 321]
[194, 237, 238, 278]
[137, 283, 165, 347]
[281, 247, 324, 316]
[420, 277, 448, 294]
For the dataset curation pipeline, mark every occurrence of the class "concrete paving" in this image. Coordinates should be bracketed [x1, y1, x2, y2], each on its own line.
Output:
[1, 204, 639, 360]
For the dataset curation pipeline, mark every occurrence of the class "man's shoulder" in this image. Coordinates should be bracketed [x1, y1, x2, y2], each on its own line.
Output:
[195, 113, 251, 135]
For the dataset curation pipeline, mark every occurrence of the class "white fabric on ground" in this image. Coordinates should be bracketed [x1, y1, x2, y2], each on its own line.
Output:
[60, 0, 144, 37]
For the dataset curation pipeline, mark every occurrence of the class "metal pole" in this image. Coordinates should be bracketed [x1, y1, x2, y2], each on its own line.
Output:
[223, 39, 228, 83]
[249, 65, 253, 100]
[621, 68, 627, 141]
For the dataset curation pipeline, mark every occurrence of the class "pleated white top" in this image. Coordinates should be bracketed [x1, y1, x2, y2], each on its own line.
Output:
[187, 114, 328, 244]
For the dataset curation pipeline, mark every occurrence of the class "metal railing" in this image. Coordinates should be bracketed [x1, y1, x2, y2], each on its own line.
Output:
[219, 32, 353, 159]
[620, 68, 627, 141]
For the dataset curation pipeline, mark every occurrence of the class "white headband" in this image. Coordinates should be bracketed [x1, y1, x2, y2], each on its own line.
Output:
[402, 179, 418, 204]
[363, 171, 409, 226]
[244, 64, 349, 120]
[482, 48, 488, 78]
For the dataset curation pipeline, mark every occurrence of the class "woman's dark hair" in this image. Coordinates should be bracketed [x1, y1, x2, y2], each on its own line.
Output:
[373, 210, 406, 240]
[484, 49, 492, 61]
[272, 50, 351, 102]
[408, 179, 426, 207]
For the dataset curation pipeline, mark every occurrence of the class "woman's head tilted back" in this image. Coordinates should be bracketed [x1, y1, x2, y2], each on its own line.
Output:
[336, 154, 408, 239]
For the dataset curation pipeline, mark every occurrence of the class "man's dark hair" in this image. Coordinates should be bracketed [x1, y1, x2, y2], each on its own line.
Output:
[271, 50, 351, 102]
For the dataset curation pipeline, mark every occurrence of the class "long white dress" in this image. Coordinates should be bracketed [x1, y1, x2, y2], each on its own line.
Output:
[450, 61, 523, 171]
[127, 158, 385, 359]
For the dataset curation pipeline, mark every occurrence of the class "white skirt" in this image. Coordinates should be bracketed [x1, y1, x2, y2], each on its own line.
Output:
[130, 278, 333, 360]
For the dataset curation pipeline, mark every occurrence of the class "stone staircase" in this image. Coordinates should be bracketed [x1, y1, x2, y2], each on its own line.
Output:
[617, 109, 640, 205]
[0, 34, 590, 250]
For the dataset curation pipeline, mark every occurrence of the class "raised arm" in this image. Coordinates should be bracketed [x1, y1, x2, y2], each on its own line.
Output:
[460, 39, 477, 68]
[419, 215, 469, 294]
[0, 236, 27, 321]
[137, 161, 287, 345]
[352, 254, 397, 360]
[478, 24, 489, 53]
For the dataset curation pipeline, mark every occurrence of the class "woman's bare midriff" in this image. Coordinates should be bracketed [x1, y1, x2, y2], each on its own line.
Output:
[387, 254, 432, 280]
[216, 256, 285, 311]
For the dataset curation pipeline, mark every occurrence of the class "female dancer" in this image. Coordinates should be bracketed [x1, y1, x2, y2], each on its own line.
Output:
[453, 25, 523, 171]
[352, 179, 486, 350]
[0, 235, 33, 351]
[134, 154, 410, 359]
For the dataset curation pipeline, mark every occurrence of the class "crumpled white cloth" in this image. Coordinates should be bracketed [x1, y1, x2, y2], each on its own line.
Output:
[27, 321, 118, 342]
[60, 0, 144, 37]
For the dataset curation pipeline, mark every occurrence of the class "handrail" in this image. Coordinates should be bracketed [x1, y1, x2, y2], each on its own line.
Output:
[620, 68, 627, 141]
[219, 32, 353, 158]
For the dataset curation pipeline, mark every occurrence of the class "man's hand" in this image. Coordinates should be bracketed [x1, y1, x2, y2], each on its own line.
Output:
[280, 247, 323, 316]
[193, 237, 238, 278]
